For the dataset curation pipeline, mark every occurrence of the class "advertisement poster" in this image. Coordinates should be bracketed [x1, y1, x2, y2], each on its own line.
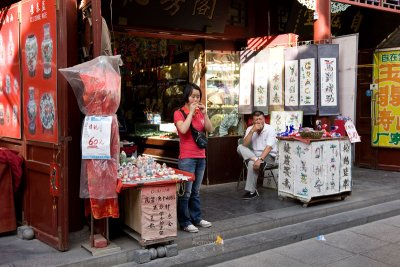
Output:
[372, 49, 400, 148]
[0, 5, 21, 139]
[22, 0, 58, 143]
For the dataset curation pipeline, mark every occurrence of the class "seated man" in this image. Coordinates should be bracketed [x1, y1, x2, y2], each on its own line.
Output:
[237, 110, 277, 200]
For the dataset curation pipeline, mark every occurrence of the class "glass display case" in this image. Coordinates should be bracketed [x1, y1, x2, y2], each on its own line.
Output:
[205, 51, 241, 137]
[122, 62, 188, 130]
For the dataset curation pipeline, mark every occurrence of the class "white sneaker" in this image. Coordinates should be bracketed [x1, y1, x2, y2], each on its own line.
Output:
[183, 224, 199, 233]
[196, 219, 212, 228]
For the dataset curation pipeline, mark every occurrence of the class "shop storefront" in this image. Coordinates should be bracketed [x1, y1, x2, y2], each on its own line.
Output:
[0, 0, 399, 252]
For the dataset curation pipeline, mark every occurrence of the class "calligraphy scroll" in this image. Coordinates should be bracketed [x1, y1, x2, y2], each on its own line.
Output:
[253, 49, 269, 114]
[268, 47, 284, 111]
[298, 45, 317, 115]
[278, 141, 294, 195]
[284, 47, 299, 111]
[141, 184, 177, 241]
[318, 44, 340, 116]
[339, 139, 352, 192]
[238, 50, 255, 114]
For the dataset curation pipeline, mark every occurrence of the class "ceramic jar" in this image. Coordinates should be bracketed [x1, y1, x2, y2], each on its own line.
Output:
[5, 74, 10, 95]
[5, 105, 10, 125]
[0, 74, 3, 95]
[7, 30, 14, 64]
[0, 34, 5, 66]
[13, 78, 18, 94]
[41, 23, 53, 79]
[0, 104, 4, 125]
[39, 93, 55, 131]
[25, 34, 38, 77]
[27, 86, 37, 134]
[12, 105, 17, 126]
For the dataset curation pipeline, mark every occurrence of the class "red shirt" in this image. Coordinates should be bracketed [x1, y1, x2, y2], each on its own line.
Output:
[174, 107, 206, 159]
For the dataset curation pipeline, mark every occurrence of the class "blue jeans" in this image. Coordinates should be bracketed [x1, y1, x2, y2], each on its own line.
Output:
[177, 158, 206, 228]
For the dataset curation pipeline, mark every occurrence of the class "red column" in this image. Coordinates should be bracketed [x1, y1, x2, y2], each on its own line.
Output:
[314, 0, 331, 43]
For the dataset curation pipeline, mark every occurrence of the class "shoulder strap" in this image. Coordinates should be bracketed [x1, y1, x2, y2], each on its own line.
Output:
[179, 109, 187, 119]
[180, 109, 197, 132]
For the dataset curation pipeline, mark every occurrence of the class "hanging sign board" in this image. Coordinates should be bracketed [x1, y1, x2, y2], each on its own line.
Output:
[81, 116, 112, 159]
[372, 49, 400, 148]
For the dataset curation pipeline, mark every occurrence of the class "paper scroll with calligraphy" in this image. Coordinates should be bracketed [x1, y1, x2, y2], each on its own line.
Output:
[284, 47, 299, 111]
[268, 47, 284, 111]
[253, 49, 269, 114]
[298, 45, 317, 115]
[318, 44, 340, 116]
[141, 184, 177, 241]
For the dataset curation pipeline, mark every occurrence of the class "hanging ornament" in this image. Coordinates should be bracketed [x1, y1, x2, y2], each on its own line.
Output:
[298, 0, 350, 13]
[297, 0, 316, 11]
[331, 2, 351, 13]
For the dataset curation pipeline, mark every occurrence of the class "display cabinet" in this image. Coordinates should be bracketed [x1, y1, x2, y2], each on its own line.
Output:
[277, 137, 352, 207]
[205, 51, 241, 137]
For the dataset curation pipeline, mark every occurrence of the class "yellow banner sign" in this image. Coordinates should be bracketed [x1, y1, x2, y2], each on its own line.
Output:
[372, 50, 400, 147]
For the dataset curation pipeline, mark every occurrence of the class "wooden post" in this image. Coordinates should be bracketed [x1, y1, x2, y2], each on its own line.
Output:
[313, 0, 331, 43]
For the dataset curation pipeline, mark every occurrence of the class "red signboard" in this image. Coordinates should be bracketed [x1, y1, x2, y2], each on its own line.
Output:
[21, 0, 58, 143]
[0, 4, 22, 139]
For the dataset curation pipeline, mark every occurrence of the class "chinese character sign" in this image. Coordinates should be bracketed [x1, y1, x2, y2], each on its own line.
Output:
[344, 120, 361, 143]
[141, 184, 177, 241]
[0, 4, 21, 139]
[372, 50, 400, 148]
[22, 0, 58, 143]
[82, 116, 112, 159]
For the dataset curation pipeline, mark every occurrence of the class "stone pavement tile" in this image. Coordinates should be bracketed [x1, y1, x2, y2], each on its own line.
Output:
[325, 254, 392, 267]
[0, 236, 58, 265]
[361, 243, 400, 267]
[209, 250, 309, 267]
[272, 239, 354, 266]
[323, 230, 389, 254]
[380, 215, 400, 228]
[349, 221, 400, 243]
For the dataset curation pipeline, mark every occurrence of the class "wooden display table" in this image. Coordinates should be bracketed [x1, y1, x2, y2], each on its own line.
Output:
[277, 137, 352, 207]
[118, 169, 194, 247]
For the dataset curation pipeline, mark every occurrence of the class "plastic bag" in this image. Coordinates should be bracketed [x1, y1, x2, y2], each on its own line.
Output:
[59, 56, 123, 219]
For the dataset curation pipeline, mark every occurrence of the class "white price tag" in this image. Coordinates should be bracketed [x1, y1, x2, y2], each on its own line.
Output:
[345, 120, 361, 143]
[81, 116, 112, 159]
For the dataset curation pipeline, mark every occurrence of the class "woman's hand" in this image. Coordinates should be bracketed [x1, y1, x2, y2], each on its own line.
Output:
[189, 102, 198, 114]
[198, 103, 206, 114]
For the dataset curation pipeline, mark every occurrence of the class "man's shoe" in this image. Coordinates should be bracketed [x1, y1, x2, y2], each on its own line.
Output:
[196, 219, 212, 228]
[183, 224, 199, 233]
[242, 190, 259, 200]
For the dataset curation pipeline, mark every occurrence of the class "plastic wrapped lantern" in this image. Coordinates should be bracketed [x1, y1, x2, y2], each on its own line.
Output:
[59, 55, 122, 219]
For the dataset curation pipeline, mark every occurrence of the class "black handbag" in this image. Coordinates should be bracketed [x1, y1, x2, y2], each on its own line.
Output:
[180, 109, 208, 149]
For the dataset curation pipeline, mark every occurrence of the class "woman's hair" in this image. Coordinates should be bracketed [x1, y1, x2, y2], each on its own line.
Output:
[183, 82, 202, 103]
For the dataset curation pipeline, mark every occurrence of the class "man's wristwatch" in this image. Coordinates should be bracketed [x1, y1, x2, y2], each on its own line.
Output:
[258, 157, 264, 162]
